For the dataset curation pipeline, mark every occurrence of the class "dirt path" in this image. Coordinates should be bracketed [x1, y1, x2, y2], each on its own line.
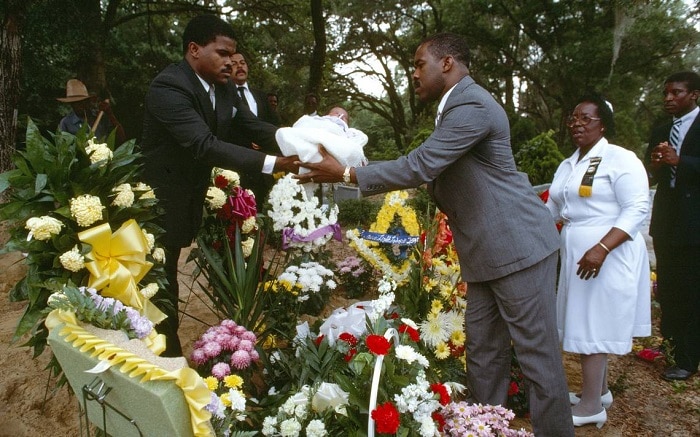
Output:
[0, 236, 698, 436]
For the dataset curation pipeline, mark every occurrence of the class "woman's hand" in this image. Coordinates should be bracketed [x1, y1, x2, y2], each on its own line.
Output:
[576, 244, 608, 280]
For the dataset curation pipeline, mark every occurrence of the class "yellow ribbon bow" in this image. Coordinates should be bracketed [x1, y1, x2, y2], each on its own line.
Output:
[79, 219, 165, 324]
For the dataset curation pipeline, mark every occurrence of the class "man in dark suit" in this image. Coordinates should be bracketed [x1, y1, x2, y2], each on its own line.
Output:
[645, 71, 700, 381]
[230, 51, 281, 202]
[141, 14, 297, 356]
[299, 32, 574, 436]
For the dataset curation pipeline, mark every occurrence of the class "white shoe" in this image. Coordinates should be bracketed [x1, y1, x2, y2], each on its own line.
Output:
[572, 408, 607, 428]
[569, 390, 613, 408]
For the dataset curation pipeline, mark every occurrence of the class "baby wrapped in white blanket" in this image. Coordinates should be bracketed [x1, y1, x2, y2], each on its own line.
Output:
[275, 107, 368, 199]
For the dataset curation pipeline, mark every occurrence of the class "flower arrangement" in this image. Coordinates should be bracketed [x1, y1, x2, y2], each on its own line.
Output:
[47, 285, 154, 340]
[192, 319, 260, 436]
[440, 402, 534, 436]
[273, 262, 337, 315]
[190, 168, 279, 335]
[261, 276, 457, 436]
[346, 191, 420, 285]
[0, 121, 166, 361]
[334, 255, 375, 299]
[267, 174, 341, 253]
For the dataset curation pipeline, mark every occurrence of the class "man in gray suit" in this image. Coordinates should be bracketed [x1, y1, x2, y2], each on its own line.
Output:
[141, 15, 297, 356]
[299, 33, 574, 436]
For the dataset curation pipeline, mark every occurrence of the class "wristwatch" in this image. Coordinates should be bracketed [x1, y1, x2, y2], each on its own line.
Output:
[343, 166, 352, 184]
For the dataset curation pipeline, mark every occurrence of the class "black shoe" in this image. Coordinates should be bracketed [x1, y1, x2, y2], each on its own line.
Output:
[661, 367, 696, 381]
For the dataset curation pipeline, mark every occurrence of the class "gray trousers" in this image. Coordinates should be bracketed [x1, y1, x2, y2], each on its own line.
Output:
[466, 251, 574, 437]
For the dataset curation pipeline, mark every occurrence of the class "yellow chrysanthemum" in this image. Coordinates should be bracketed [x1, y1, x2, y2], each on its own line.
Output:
[220, 392, 231, 407]
[224, 374, 244, 389]
[204, 376, 219, 391]
[435, 342, 451, 359]
[450, 330, 466, 347]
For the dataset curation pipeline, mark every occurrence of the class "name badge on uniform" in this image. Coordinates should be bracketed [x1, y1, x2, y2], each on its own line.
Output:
[579, 157, 602, 197]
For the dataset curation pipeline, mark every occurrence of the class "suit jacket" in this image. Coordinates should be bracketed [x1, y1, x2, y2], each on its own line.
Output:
[251, 87, 282, 127]
[141, 60, 278, 247]
[644, 111, 700, 246]
[356, 76, 559, 282]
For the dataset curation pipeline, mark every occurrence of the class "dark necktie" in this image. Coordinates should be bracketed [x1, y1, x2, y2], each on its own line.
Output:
[669, 118, 682, 187]
[237, 86, 249, 107]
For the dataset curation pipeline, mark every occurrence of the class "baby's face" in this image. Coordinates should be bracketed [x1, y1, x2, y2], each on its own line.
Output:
[327, 108, 349, 124]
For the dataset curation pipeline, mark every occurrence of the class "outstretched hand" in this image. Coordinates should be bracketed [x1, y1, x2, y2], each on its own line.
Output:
[274, 155, 300, 174]
[295, 145, 345, 183]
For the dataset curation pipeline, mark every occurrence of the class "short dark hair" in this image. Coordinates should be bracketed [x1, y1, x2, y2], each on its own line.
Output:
[421, 32, 471, 69]
[182, 15, 236, 54]
[665, 71, 700, 92]
[575, 92, 616, 138]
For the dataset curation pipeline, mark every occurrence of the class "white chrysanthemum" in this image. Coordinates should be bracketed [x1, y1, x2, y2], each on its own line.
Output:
[206, 186, 227, 210]
[261, 416, 278, 436]
[25, 216, 63, 241]
[228, 389, 247, 413]
[279, 418, 302, 437]
[139, 283, 159, 299]
[420, 313, 451, 347]
[152, 247, 166, 263]
[306, 420, 327, 437]
[59, 245, 85, 272]
[85, 138, 113, 165]
[142, 230, 155, 251]
[112, 183, 134, 207]
[134, 182, 156, 199]
[213, 168, 240, 186]
[241, 216, 257, 234]
[395, 344, 419, 364]
[69, 194, 104, 227]
[241, 238, 254, 258]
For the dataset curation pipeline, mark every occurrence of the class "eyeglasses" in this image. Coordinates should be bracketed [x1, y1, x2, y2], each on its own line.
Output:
[566, 115, 601, 127]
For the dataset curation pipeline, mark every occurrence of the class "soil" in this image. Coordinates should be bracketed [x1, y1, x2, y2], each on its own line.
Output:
[0, 228, 698, 436]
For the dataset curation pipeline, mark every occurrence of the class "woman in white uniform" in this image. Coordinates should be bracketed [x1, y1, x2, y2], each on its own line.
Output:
[546, 93, 651, 428]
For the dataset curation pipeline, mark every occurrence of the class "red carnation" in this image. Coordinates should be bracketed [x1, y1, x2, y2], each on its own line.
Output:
[430, 383, 451, 405]
[214, 174, 229, 189]
[314, 335, 324, 346]
[366, 334, 392, 355]
[371, 402, 400, 434]
[398, 324, 420, 342]
[508, 381, 520, 396]
[432, 411, 446, 432]
[338, 332, 358, 346]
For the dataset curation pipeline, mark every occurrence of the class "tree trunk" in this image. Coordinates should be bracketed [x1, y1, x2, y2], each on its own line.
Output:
[0, 2, 29, 176]
[307, 0, 326, 97]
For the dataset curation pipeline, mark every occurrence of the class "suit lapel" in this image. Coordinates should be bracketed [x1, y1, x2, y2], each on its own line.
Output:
[680, 112, 700, 155]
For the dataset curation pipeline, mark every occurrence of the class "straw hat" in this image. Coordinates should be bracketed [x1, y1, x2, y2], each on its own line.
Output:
[56, 79, 90, 103]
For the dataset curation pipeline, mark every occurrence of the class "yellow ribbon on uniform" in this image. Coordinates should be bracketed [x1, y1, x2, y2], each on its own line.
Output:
[79, 219, 166, 324]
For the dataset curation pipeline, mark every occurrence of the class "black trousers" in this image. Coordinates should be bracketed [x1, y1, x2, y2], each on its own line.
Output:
[654, 242, 700, 372]
[154, 245, 183, 357]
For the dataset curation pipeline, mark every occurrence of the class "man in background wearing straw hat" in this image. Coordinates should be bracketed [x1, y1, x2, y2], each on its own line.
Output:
[57, 78, 126, 143]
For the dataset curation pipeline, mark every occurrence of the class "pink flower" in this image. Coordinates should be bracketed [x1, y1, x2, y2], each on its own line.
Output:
[211, 362, 231, 379]
[230, 350, 252, 369]
[238, 339, 254, 352]
[203, 341, 223, 358]
[190, 348, 208, 365]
